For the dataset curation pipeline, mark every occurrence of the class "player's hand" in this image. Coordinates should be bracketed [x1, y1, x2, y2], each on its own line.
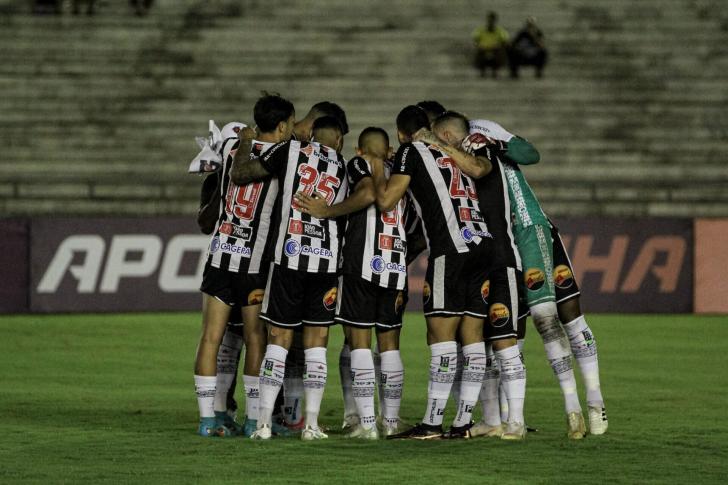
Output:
[238, 126, 256, 143]
[413, 129, 441, 146]
[294, 192, 330, 218]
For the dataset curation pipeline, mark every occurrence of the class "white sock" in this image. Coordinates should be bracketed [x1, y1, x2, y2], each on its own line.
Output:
[453, 342, 486, 427]
[379, 350, 404, 428]
[564, 315, 604, 408]
[517, 338, 525, 352]
[243, 375, 259, 421]
[283, 344, 304, 425]
[480, 343, 501, 426]
[350, 348, 376, 430]
[422, 341, 457, 427]
[532, 302, 581, 414]
[214, 328, 243, 413]
[450, 343, 463, 407]
[304, 347, 328, 429]
[373, 344, 383, 410]
[339, 345, 357, 421]
[258, 344, 287, 428]
[498, 371, 509, 423]
[496, 344, 526, 425]
[194, 375, 216, 419]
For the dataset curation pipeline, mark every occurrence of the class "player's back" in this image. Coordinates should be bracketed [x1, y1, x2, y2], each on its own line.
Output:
[260, 139, 348, 273]
[391, 141, 491, 258]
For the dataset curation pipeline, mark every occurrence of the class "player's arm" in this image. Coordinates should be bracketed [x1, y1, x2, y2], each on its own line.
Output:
[372, 157, 409, 212]
[229, 127, 272, 185]
[197, 174, 221, 234]
[439, 142, 492, 179]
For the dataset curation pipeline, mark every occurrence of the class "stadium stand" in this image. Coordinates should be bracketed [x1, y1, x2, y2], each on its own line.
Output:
[1, 0, 727, 217]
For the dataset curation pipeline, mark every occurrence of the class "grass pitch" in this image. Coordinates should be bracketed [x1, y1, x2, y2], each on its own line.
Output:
[1, 312, 727, 484]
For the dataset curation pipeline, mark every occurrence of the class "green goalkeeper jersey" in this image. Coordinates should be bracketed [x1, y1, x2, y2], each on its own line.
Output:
[503, 164, 550, 231]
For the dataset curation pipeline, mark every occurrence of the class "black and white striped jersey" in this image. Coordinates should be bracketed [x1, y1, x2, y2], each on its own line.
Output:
[260, 140, 348, 274]
[341, 157, 407, 290]
[466, 133, 522, 271]
[391, 141, 491, 258]
[207, 138, 278, 274]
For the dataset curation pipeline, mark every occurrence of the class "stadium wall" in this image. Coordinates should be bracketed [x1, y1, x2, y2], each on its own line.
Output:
[0, 217, 724, 314]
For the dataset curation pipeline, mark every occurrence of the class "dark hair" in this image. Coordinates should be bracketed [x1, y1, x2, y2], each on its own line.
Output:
[432, 110, 470, 135]
[416, 100, 446, 121]
[396, 105, 430, 136]
[311, 101, 349, 135]
[254, 93, 295, 133]
[358, 126, 389, 148]
[311, 115, 344, 134]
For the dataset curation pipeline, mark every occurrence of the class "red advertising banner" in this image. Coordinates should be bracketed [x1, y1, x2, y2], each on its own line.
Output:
[14, 216, 696, 314]
[694, 218, 728, 314]
[0, 219, 30, 313]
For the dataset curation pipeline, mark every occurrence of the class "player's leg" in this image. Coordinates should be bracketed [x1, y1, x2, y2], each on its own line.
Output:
[194, 292, 232, 436]
[552, 225, 607, 434]
[251, 264, 300, 440]
[298, 273, 338, 441]
[338, 326, 359, 430]
[375, 288, 405, 436]
[519, 224, 585, 439]
[214, 318, 244, 436]
[282, 330, 305, 431]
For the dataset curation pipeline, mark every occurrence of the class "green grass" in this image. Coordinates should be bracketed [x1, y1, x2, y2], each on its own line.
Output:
[1, 313, 727, 484]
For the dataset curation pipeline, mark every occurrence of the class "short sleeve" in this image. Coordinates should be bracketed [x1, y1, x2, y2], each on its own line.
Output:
[346, 156, 372, 187]
[259, 141, 289, 177]
[391, 143, 419, 177]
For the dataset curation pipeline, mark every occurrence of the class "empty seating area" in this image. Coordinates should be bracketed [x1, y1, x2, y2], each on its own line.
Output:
[1, 0, 727, 217]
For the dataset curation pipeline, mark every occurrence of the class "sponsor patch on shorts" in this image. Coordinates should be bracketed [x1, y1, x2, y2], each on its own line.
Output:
[553, 264, 574, 289]
[525, 268, 545, 291]
[489, 303, 511, 328]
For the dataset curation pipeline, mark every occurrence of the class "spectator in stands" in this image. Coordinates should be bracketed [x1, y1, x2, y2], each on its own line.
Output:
[130, 0, 154, 16]
[472, 11, 510, 79]
[509, 17, 548, 79]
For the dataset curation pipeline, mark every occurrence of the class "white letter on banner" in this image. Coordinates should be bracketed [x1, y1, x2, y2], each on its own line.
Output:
[99, 235, 162, 293]
[37, 235, 106, 293]
[158, 235, 209, 292]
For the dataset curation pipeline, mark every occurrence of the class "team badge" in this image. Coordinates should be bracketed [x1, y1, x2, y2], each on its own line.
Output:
[489, 303, 511, 328]
[423, 282, 431, 304]
[284, 238, 301, 257]
[323, 287, 337, 310]
[248, 288, 265, 305]
[481, 279, 490, 303]
[525, 268, 545, 291]
[554, 264, 574, 289]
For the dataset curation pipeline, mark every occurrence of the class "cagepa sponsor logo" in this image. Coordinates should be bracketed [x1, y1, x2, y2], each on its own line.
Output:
[217, 241, 252, 257]
[284, 238, 334, 259]
[210, 237, 220, 253]
[370, 255, 406, 274]
[460, 226, 492, 243]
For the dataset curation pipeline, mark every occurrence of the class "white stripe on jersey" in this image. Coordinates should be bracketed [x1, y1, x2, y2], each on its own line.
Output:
[361, 205, 377, 281]
[249, 178, 278, 273]
[414, 143, 473, 253]
[507, 266, 519, 334]
[274, 142, 300, 268]
[433, 255, 446, 309]
[408, 192, 431, 254]
[497, 160, 521, 271]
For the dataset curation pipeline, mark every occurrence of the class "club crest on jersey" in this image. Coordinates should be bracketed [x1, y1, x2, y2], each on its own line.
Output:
[289, 220, 325, 240]
[248, 288, 265, 305]
[489, 303, 511, 328]
[378, 234, 406, 253]
[323, 287, 338, 310]
[525, 268, 545, 291]
[219, 222, 252, 240]
[459, 207, 484, 223]
[554, 264, 574, 289]
[481, 279, 490, 303]
[284, 239, 301, 257]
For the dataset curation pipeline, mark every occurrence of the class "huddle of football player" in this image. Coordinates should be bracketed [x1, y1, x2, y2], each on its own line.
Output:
[189, 93, 607, 441]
